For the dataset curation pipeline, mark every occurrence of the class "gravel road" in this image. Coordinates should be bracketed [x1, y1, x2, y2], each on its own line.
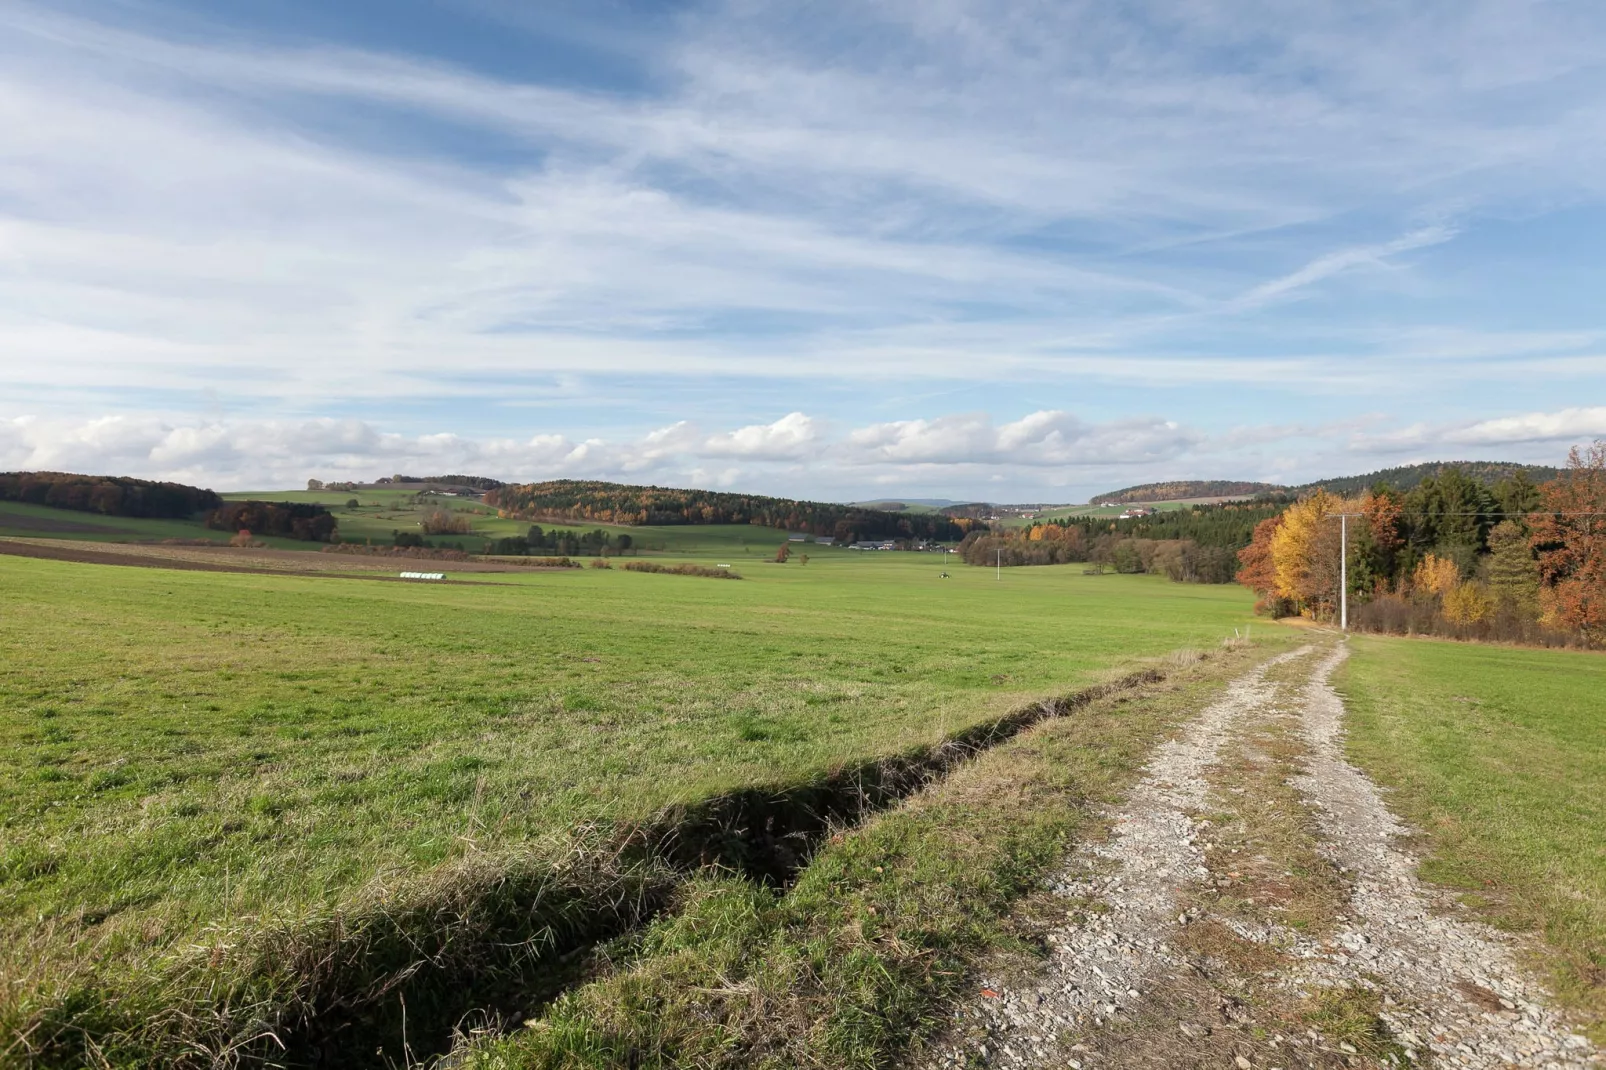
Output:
[925, 639, 1600, 1069]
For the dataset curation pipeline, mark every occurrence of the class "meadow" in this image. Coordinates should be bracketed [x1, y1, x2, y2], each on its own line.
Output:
[1338, 636, 1606, 1035]
[2, 490, 813, 559]
[0, 548, 1260, 1065]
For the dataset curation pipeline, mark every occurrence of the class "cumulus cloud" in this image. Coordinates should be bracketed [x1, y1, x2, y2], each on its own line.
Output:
[1, 407, 1212, 490]
[845, 411, 1201, 467]
[701, 412, 820, 460]
[1352, 406, 1606, 453]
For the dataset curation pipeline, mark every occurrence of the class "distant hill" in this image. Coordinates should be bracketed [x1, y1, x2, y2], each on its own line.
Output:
[0, 471, 221, 519]
[382, 474, 506, 490]
[849, 498, 963, 511]
[1294, 460, 1561, 497]
[1089, 480, 1285, 505]
[485, 479, 964, 541]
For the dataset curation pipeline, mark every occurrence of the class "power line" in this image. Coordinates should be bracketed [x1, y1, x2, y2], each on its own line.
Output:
[1327, 511, 1606, 517]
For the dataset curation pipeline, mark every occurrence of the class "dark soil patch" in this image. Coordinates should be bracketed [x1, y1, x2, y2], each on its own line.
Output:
[0, 513, 134, 534]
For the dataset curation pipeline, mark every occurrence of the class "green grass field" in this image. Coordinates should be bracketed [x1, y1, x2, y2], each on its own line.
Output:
[1337, 635, 1606, 1034]
[0, 548, 1260, 1062]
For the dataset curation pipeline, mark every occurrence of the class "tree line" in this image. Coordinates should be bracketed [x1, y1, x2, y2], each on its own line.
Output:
[485, 479, 965, 542]
[381, 474, 507, 489]
[956, 527, 1238, 583]
[1089, 480, 1282, 505]
[1061, 500, 1288, 548]
[1, 471, 221, 519]
[206, 501, 337, 542]
[1236, 443, 1605, 645]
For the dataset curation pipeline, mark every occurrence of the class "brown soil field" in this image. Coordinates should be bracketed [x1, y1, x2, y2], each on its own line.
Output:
[0, 539, 537, 582]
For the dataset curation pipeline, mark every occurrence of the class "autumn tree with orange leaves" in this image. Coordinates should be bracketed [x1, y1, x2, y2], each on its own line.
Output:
[1531, 440, 1606, 642]
[1236, 515, 1285, 614]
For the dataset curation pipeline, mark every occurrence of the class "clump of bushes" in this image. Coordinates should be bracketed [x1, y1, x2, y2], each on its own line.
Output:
[206, 501, 336, 541]
[419, 509, 473, 536]
[589, 559, 612, 569]
[622, 561, 740, 579]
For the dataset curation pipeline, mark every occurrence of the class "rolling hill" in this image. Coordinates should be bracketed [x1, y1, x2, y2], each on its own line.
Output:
[1293, 460, 1560, 497]
[1088, 480, 1285, 505]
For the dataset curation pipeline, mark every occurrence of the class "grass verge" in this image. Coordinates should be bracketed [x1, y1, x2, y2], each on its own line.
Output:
[1335, 634, 1606, 1040]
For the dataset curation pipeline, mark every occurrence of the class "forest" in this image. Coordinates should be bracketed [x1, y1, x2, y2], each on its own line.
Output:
[383, 474, 507, 489]
[205, 501, 338, 541]
[485, 479, 966, 542]
[1064, 499, 1286, 547]
[1089, 480, 1283, 504]
[0, 471, 221, 518]
[1288, 459, 1559, 498]
[1236, 444, 1605, 645]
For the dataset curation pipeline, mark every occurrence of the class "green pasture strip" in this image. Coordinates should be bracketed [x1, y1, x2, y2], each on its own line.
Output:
[457, 640, 1292, 1069]
[0, 501, 315, 551]
[1336, 636, 1606, 1037]
[990, 499, 1209, 528]
[0, 554, 1254, 1047]
[226, 485, 815, 554]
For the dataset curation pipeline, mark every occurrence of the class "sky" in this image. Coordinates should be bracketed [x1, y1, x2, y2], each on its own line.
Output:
[3, 0, 1606, 501]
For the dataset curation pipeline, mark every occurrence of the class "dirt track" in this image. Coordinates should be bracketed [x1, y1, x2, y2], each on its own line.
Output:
[0, 539, 528, 584]
[929, 638, 1601, 1069]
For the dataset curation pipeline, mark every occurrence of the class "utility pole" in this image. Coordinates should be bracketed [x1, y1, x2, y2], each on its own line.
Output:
[996, 547, 1002, 582]
[1340, 513, 1348, 631]
[1326, 511, 1361, 631]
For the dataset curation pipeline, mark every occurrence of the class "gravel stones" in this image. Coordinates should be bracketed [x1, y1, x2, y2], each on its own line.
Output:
[924, 647, 1314, 1069]
[926, 641, 1602, 1069]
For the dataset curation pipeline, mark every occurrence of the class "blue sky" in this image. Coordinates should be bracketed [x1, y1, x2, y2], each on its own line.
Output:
[2, 0, 1605, 500]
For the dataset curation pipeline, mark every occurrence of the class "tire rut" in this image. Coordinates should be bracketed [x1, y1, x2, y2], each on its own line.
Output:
[925, 639, 1601, 1069]
[1283, 642, 1599, 1068]
[923, 645, 1317, 1068]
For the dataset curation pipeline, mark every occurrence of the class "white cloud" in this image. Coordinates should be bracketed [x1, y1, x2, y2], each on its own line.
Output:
[845, 410, 1201, 467]
[701, 412, 820, 460]
[1446, 407, 1606, 446]
[1350, 406, 1606, 453]
[1228, 225, 1459, 310]
[1, 0, 1604, 498]
[0, 0, 1603, 410]
[4, 403, 1598, 501]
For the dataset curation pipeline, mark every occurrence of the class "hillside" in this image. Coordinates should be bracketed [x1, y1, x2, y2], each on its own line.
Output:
[849, 498, 963, 511]
[1294, 460, 1560, 497]
[0, 471, 221, 519]
[485, 479, 964, 541]
[1089, 480, 1285, 505]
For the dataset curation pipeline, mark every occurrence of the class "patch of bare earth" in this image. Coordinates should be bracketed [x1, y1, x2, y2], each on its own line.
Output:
[925, 639, 1601, 1069]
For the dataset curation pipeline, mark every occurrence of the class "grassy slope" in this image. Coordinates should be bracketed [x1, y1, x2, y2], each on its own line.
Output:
[1, 555, 1255, 995]
[2, 495, 799, 556]
[1336, 635, 1606, 1035]
[227, 487, 829, 554]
